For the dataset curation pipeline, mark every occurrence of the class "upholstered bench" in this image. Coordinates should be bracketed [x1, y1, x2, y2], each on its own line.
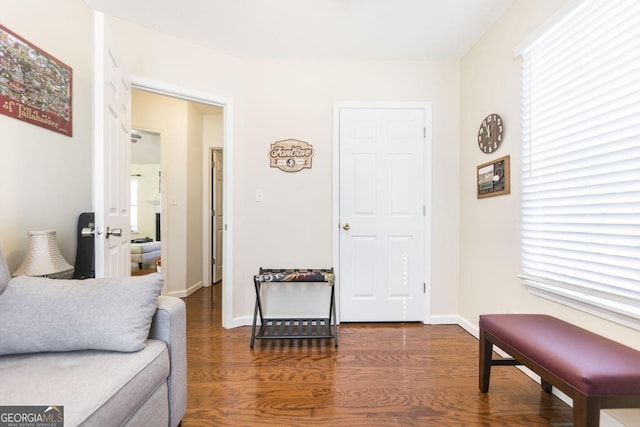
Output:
[479, 314, 640, 427]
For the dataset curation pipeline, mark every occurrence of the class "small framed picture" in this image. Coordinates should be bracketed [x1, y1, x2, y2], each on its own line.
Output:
[477, 155, 510, 199]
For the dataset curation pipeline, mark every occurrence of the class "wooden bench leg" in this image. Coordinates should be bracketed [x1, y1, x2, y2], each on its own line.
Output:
[573, 395, 600, 427]
[479, 328, 493, 393]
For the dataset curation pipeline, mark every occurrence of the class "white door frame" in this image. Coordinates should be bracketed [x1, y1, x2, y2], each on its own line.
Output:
[131, 76, 235, 329]
[332, 101, 433, 324]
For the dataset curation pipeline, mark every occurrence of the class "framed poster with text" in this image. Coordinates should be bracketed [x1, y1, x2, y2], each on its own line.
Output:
[477, 155, 510, 199]
[0, 25, 72, 136]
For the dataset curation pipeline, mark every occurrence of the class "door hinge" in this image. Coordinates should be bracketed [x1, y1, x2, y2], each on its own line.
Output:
[423, 283, 426, 293]
[212, 258, 216, 265]
[423, 127, 426, 138]
[423, 205, 426, 217]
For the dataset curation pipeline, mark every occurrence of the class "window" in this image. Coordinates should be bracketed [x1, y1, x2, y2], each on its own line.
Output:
[519, 0, 640, 329]
[130, 178, 139, 234]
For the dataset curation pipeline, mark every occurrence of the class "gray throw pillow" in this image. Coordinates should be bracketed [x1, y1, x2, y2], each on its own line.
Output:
[0, 273, 163, 355]
[0, 246, 10, 296]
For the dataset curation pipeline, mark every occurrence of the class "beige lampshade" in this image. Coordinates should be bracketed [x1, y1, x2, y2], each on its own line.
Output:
[13, 230, 73, 278]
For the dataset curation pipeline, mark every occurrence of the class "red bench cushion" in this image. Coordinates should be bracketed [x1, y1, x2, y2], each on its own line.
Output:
[480, 314, 640, 395]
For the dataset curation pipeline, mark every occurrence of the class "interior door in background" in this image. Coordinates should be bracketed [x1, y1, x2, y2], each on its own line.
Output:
[93, 12, 131, 277]
[212, 149, 223, 284]
[339, 107, 427, 322]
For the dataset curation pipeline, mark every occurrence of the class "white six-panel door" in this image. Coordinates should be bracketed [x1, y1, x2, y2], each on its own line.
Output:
[93, 12, 132, 278]
[339, 107, 427, 322]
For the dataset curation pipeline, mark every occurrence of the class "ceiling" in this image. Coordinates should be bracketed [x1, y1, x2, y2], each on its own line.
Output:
[131, 129, 160, 164]
[84, 0, 514, 61]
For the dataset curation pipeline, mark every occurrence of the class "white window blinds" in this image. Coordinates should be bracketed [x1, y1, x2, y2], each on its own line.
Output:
[519, 0, 640, 327]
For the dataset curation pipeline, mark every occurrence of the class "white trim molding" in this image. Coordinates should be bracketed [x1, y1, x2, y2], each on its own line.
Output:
[522, 278, 640, 332]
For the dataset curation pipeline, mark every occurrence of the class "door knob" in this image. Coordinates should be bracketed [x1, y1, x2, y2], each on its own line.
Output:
[82, 225, 103, 238]
[80, 225, 95, 238]
[106, 227, 122, 238]
[342, 223, 350, 231]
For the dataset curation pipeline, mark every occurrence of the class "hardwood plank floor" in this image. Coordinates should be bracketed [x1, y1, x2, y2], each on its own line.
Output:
[182, 285, 573, 426]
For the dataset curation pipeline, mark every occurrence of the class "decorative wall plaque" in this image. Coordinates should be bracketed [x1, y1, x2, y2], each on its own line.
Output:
[0, 25, 73, 136]
[268, 139, 313, 172]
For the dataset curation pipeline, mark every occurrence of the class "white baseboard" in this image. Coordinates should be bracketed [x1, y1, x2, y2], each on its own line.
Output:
[167, 280, 203, 298]
[428, 314, 461, 325]
[231, 315, 254, 328]
[601, 411, 630, 427]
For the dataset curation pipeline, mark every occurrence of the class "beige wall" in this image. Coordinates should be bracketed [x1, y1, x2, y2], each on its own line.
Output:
[131, 90, 189, 294]
[460, 3, 638, 422]
[3, 0, 638, 423]
[106, 16, 462, 321]
[131, 90, 222, 295]
[0, 0, 94, 272]
[240, 59, 462, 319]
[460, 0, 640, 347]
[3, 3, 639, 419]
[6, 0, 635, 348]
[203, 111, 224, 149]
[2, 2, 460, 321]
[243, 59, 462, 319]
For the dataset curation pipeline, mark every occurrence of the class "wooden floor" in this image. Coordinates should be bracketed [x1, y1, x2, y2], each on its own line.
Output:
[182, 285, 574, 426]
[131, 266, 156, 276]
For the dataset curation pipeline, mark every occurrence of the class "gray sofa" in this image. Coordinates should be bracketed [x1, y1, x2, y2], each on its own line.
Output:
[0, 247, 186, 426]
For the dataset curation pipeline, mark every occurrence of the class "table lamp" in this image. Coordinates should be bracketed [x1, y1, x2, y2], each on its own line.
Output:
[13, 230, 74, 278]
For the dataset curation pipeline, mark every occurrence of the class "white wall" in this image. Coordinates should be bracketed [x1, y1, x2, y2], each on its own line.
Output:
[240, 60, 461, 320]
[0, 4, 460, 321]
[130, 163, 160, 241]
[0, 0, 93, 272]
[460, 0, 640, 345]
[106, 16, 462, 322]
[459, 2, 638, 424]
[460, 4, 640, 425]
[4, 1, 637, 422]
[9, 1, 636, 345]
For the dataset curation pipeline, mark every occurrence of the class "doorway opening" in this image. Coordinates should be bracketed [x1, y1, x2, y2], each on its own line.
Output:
[131, 81, 234, 329]
[130, 128, 161, 276]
